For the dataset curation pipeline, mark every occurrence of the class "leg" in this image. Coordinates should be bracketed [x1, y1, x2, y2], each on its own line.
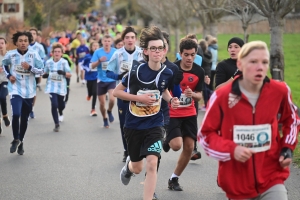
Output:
[144, 155, 158, 200]
[57, 94, 66, 117]
[117, 98, 129, 161]
[86, 80, 92, 98]
[65, 78, 70, 103]
[10, 95, 23, 140]
[49, 93, 59, 125]
[173, 137, 194, 176]
[259, 184, 287, 200]
[19, 97, 34, 141]
[106, 82, 116, 123]
[91, 80, 97, 110]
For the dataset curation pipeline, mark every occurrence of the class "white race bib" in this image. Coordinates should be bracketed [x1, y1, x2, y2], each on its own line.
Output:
[233, 124, 271, 153]
[79, 52, 86, 58]
[120, 61, 131, 72]
[179, 94, 192, 107]
[102, 61, 108, 71]
[136, 90, 160, 106]
[15, 65, 30, 76]
[49, 73, 62, 82]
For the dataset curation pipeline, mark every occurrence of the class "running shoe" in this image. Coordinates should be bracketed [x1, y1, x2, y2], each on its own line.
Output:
[3, 116, 11, 127]
[107, 110, 114, 123]
[86, 96, 91, 101]
[90, 109, 97, 117]
[29, 111, 35, 119]
[10, 139, 21, 153]
[122, 150, 128, 162]
[59, 115, 64, 122]
[103, 118, 109, 128]
[120, 156, 134, 185]
[152, 192, 158, 200]
[190, 150, 201, 161]
[17, 142, 24, 155]
[37, 84, 42, 91]
[163, 139, 170, 152]
[53, 124, 60, 132]
[168, 177, 183, 191]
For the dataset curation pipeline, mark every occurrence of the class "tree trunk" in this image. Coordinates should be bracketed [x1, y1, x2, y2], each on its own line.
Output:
[185, 18, 190, 35]
[242, 24, 249, 43]
[175, 26, 180, 54]
[209, 21, 218, 37]
[202, 25, 209, 38]
[268, 16, 285, 81]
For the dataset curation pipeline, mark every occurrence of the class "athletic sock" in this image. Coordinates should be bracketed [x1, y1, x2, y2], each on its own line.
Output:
[170, 173, 179, 180]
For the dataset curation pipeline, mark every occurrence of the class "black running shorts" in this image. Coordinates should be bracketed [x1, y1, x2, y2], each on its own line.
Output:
[123, 126, 163, 162]
[167, 116, 198, 142]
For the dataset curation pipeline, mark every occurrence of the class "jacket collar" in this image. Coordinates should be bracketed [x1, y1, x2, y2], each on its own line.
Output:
[231, 75, 270, 96]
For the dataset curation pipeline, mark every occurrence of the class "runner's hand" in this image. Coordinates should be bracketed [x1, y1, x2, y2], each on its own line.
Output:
[138, 93, 157, 106]
[234, 146, 254, 162]
[170, 97, 179, 109]
[204, 75, 210, 85]
[279, 147, 293, 168]
[184, 86, 193, 98]
[99, 56, 107, 62]
[9, 76, 16, 84]
[21, 62, 30, 70]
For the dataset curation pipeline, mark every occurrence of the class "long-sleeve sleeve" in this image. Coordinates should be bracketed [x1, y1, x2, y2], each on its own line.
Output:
[198, 92, 237, 162]
[31, 53, 44, 75]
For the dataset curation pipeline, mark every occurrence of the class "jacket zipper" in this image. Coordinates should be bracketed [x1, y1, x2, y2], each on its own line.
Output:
[252, 106, 259, 195]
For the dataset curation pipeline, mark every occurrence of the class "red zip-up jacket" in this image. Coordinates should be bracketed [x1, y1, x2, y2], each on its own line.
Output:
[198, 76, 299, 199]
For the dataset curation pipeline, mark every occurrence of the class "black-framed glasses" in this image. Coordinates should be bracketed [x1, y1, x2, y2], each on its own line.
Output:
[148, 46, 165, 52]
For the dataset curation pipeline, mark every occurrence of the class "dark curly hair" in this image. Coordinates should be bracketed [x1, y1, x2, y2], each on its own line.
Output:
[139, 26, 164, 62]
[161, 31, 170, 45]
[12, 31, 33, 46]
[179, 38, 198, 53]
[121, 26, 137, 40]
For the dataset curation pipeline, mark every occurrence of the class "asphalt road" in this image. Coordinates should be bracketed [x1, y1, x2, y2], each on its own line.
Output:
[0, 73, 299, 200]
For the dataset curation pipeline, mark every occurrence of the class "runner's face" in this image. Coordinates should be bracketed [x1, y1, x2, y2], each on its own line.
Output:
[102, 37, 112, 49]
[144, 40, 165, 63]
[180, 49, 196, 68]
[91, 42, 99, 51]
[53, 48, 63, 60]
[237, 49, 269, 85]
[0, 39, 6, 51]
[228, 43, 241, 59]
[16, 35, 29, 51]
[30, 30, 37, 42]
[162, 39, 168, 57]
[116, 41, 124, 49]
[123, 32, 136, 50]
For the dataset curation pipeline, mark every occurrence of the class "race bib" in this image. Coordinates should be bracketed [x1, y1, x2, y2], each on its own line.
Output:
[102, 61, 108, 71]
[233, 124, 271, 153]
[129, 90, 161, 117]
[178, 94, 192, 107]
[79, 52, 86, 58]
[15, 65, 30, 76]
[49, 73, 62, 82]
[120, 61, 131, 71]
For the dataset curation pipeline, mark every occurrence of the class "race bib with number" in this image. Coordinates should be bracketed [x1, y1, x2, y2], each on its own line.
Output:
[120, 61, 131, 71]
[15, 65, 30, 76]
[233, 124, 271, 153]
[178, 94, 192, 107]
[102, 61, 108, 71]
[129, 90, 161, 117]
[79, 52, 86, 58]
[49, 73, 62, 82]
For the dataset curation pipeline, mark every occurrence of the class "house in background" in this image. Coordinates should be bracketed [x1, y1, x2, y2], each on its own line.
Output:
[0, 0, 24, 24]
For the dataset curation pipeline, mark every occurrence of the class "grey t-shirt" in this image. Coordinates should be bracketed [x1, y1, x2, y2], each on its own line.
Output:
[239, 84, 259, 107]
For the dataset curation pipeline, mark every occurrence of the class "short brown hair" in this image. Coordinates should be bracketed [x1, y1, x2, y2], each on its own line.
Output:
[51, 42, 64, 53]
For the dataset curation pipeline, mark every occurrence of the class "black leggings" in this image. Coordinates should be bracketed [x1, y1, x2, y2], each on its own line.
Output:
[65, 78, 70, 103]
[86, 80, 97, 109]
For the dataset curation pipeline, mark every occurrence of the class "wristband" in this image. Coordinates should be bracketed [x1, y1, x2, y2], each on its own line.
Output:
[169, 97, 174, 104]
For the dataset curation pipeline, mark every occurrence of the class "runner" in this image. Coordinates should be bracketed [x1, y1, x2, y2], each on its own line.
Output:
[2, 31, 44, 155]
[163, 38, 209, 191]
[82, 41, 99, 116]
[28, 27, 46, 118]
[70, 32, 82, 83]
[90, 34, 116, 128]
[42, 43, 71, 131]
[76, 38, 89, 85]
[198, 41, 299, 200]
[113, 26, 179, 200]
[106, 26, 143, 161]
[0, 37, 11, 134]
[114, 37, 124, 49]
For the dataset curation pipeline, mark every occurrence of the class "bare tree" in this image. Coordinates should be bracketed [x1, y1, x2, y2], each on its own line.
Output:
[189, 0, 228, 37]
[138, 0, 193, 53]
[244, 0, 300, 80]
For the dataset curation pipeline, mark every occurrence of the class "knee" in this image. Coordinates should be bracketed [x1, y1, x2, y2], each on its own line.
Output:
[146, 157, 158, 173]
[131, 163, 143, 174]
[51, 102, 58, 109]
[170, 140, 182, 151]
[184, 141, 195, 153]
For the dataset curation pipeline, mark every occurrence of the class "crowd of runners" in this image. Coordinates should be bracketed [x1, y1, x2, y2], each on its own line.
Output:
[0, 14, 299, 200]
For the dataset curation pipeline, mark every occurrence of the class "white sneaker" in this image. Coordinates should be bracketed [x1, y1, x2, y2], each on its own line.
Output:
[59, 115, 64, 122]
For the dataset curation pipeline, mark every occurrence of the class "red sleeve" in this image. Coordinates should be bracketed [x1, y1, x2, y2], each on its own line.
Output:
[278, 83, 299, 150]
[197, 91, 237, 162]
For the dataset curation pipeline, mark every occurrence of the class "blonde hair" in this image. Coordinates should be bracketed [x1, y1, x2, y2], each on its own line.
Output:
[205, 35, 217, 45]
[51, 42, 64, 53]
[237, 41, 269, 60]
